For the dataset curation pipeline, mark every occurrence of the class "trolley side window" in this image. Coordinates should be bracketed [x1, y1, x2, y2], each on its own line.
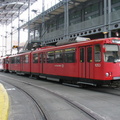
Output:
[22, 56, 24, 63]
[33, 54, 38, 63]
[16, 56, 20, 64]
[55, 50, 63, 63]
[94, 44, 101, 62]
[11, 57, 15, 64]
[87, 47, 92, 62]
[43, 53, 46, 63]
[9, 58, 11, 64]
[47, 51, 55, 63]
[5, 59, 9, 64]
[24, 55, 29, 63]
[0, 59, 2, 64]
[40, 53, 46, 63]
[64, 48, 76, 63]
[39, 54, 42, 63]
[3, 59, 5, 64]
[80, 48, 84, 62]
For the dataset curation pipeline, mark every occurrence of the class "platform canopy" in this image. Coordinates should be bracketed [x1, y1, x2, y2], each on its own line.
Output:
[0, 0, 37, 25]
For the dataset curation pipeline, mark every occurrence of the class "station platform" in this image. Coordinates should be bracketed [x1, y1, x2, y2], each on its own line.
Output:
[0, 83, 9, 120]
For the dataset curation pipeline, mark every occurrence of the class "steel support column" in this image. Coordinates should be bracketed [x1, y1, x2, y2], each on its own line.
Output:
[108, 0, 111, 37]
[104, 0, 107, 38]
[5, 24, 7, 55]
[28, 0, 31, 45]
[41, 0, 45, 45]
[2, 26, 4, 56]
[18, 9, 20, 53]
[1, 35, 4, 56]
[64, 0, 69, 40]
[11, 18, 13, 54]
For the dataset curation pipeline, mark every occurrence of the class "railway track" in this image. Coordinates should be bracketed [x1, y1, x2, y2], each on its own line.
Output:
[20, 81, 105, 120]
[1, 80, 49, 120]
[62, 80, 120, 97]
[85, 85, 120, 97]
[13, 85, 49, 120]
[2, 73, 120, 98]
[0, 74, 106, 120]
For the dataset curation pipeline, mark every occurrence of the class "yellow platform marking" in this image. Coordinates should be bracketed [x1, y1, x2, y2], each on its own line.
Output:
[0, 83, 9, 120]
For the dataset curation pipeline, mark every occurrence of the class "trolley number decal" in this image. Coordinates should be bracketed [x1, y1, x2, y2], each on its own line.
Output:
[95, 63, 101, 67]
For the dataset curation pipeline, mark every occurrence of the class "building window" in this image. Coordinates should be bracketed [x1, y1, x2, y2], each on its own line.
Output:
[84, 3, 99, 20]
[30, 30, 34, 41]
[58, 14, 64, 29]
[70, 8, 81, 20]
[35, 29, 39, 37]
[49, 19, 56, 32]
[112, 0, 120, 12]
[69, 8, 81, 25]
[112, 0, 120, 4]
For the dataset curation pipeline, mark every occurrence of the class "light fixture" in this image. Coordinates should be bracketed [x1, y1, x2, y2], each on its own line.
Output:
[103, 32, 108, 34]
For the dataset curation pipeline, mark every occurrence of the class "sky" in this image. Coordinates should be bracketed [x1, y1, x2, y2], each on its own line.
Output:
[0, 0, 60, 56]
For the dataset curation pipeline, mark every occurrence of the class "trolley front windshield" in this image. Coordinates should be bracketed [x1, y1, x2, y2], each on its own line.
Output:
[104, 44, 120, 62]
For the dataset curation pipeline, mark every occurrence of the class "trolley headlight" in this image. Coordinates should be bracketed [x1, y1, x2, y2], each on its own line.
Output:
[105, 73, 109, 77]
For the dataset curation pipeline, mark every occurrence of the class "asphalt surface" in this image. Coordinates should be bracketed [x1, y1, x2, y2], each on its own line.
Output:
[0, 76, 95, 120]
[1, 72, 120, 120]
[0, 80, 42, 120]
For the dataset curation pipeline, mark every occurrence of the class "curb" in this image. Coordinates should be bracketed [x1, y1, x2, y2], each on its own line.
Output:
[0, 83, 9, 120]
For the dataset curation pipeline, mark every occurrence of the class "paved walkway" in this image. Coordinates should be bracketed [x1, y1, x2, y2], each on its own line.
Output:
[0, 83, 9, 120]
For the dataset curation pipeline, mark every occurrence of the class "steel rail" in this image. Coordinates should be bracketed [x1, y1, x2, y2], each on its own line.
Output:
[1, 80, 49, 120]
[0, 73, 108, 120]
[22, 81, 106, 120]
